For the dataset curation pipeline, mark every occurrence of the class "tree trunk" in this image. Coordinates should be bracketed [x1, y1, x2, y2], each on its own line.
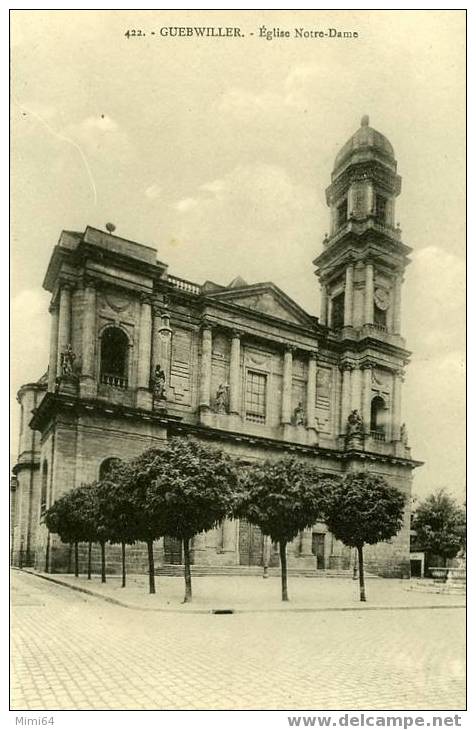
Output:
[357, 544, 366, 602]
[121, 541, 126, 588]
[183, 537, 192, 603]
[45, 532, 50, 573]
[74, 541, 79, 578]
[100, 541, 106, 583]
[279, 540, 289, 601]
[68, 543, 72, 573]
[87, 541, 92, 580]
[147, 539, 156, 594]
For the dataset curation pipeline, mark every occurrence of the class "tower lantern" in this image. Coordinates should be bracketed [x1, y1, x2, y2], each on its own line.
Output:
[314, 116, 411, 337]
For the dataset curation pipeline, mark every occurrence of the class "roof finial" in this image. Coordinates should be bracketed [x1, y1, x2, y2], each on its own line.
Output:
[105, 222, 116, 233]
[361, 115, 370, 127]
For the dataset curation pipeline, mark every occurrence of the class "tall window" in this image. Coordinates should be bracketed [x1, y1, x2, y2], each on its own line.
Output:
[337, 199, 348, 228]
[374, 305, 387, 328]
[331, 292, 345, 330]
[40, 461, 48, 516]
[375, 194, 387, 224]
[100, 327, 129, 388]
[370, 396, 386, 439]
[245, 371, 267, 424]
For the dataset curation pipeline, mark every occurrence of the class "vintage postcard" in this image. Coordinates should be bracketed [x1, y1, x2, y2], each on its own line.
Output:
[9, 7, 466, 720]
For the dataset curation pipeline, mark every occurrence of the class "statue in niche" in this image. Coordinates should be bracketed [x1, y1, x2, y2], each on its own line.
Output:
[293, 401, 305, 426]
[346, 409, 364, 436]
[60, 344, 76, 377]
[214, 383, 228, 414]
[400, 422, 409, 446]
[152, 364, 166, 401]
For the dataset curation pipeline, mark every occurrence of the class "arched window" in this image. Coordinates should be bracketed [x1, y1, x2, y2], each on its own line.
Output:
[100, 327, 129, 388]
[40, 461, 48, 515]
[99, 457, 122, 481]
[331, 292, 345, 330]
[370, 396, 387, 439]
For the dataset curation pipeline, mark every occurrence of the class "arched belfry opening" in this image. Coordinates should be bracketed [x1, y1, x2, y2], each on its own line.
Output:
[100, 327, 129, 388]
[370, 396, 387, 439]
[99, 457, 122, 481]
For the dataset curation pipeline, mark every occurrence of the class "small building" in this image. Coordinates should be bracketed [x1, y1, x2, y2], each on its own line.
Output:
[11, 117, 422, 576]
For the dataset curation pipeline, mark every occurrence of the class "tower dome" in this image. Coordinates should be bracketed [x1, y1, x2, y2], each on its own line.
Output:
[333, 116, 395, 176]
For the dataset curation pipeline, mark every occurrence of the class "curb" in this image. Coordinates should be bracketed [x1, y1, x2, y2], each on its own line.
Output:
[20, 569, 466, 615]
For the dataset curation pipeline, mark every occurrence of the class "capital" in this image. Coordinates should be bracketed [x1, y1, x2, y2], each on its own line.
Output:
[139, 292, 153, 305]
[82, 275, 98, 291]
[231, 328, 243, 340]
[284, 344, 296, 354]
[339, 361, 355, 372]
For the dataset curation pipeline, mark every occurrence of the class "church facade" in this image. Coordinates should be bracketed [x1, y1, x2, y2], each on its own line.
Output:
[11, 117, 422, 577]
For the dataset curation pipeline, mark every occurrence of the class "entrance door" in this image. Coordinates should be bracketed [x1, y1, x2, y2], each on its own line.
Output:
[312, 532, 326, 570]
[164, 536, 183, 565]
[239, 520, 264, 566]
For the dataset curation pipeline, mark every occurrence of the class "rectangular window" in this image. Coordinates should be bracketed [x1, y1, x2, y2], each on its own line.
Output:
[245, 371, 267, 424]
[375, 194, 387, 223]
[331, 292, 345, 330]
[337, 199, 348, 228]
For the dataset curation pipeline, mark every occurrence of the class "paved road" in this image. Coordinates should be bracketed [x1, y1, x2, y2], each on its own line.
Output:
[11, 570, 465, 711]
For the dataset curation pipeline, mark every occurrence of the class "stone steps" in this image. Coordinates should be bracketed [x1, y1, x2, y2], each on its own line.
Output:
[155, 564, 357, 578]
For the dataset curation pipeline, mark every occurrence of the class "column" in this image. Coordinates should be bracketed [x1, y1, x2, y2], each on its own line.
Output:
[306, 352, 317, 429]
[282, 346, 293, 424]
[228, 330, 241, 415]
[392, 369, 403, 440]
[320, 284, 328, 325]
[81, 279, 97, 378]
[47, 304, 59, 392]
[350, 366, 362, 412]
[199, 323, 213, 410]
[366, 181, 374, 216]
[340, 364, 352, 432]
[56, 283, 72, 371]
[344, 262, 354, 327]
[327, 297, 333, 328]
[393, 274, 403, 334]
[362, 363, 373, 433]
[364, 262, 374, 324]
[137, 295, 152, 389]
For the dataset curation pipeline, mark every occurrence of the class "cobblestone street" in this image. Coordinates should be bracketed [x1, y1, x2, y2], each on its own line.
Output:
[11, 570, 465, 711]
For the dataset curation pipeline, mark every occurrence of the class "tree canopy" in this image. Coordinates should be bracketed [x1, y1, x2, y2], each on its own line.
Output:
[237, 457, 327, 600]
[324, 471, 406, 601]
[412, 489, 466, 564]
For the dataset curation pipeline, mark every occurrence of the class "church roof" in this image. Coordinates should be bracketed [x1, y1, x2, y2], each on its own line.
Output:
[333, 115, 395, 174]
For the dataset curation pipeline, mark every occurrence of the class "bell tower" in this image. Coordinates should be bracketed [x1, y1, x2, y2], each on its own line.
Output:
[314, 117, 414, 447]
[314, 115, 412, 338]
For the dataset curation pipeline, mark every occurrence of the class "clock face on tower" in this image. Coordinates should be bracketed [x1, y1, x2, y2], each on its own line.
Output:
[374, 288, 390, 311]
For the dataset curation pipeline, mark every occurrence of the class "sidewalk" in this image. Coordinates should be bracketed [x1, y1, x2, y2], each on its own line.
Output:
[23, 569, 466, 613]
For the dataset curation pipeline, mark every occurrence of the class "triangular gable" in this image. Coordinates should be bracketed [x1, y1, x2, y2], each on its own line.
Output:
[206, 282, 313, 327]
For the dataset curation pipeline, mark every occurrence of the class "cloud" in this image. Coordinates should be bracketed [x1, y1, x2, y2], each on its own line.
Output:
[145, 184, 162, 200]
[173, 197, 200, 213]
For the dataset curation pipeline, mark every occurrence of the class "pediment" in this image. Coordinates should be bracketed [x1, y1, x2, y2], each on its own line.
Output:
[206, 283, 313, 327]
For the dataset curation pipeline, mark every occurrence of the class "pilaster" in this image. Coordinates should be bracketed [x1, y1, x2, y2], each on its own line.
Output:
[136, 293, 153, 410]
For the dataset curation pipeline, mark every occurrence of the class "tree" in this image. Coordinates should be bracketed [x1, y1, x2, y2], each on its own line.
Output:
[412, 489, 466, 566]
[236, 457, 327, 601]
[143, 437, 240, 602]
[123, 449, 168, 595]
[44, 485, 96, 577]
[324, 472, 406, 601]
[97, 461, 141, 588]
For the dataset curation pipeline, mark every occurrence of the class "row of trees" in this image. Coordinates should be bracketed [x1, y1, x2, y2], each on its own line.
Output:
[45, 438, 408, 602]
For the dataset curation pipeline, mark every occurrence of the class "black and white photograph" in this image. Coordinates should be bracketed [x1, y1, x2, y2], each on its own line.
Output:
[9, 7, 467, 719]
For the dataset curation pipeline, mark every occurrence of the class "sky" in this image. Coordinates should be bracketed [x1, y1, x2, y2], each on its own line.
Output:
[10, 9, 466, 502]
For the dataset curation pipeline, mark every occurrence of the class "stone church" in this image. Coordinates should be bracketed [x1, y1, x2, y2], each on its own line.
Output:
[11, 116, 422, 577]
